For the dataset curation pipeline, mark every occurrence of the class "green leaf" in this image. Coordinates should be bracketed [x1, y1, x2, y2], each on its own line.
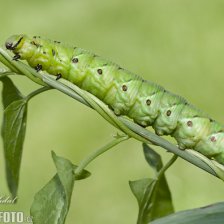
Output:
[130, 144, 174, 224]
[147, 174, 174, 222]
[30, 151, 90, 224]
[1, 100, 27, 197]
[151, 202, 224, 224]
[0, 76, 23, 108]
[129, 178, 155, 207]
[130, 178, 157, 224]
[143, 144, 174, 221]
[1, 77, 27, 197]
[143, 143, 163, 172]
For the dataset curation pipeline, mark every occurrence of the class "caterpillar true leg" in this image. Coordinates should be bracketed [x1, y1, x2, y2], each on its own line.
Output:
[35, 64, 42, 72]
[13, 53, 21, 61]
[56, 73, 62, 80]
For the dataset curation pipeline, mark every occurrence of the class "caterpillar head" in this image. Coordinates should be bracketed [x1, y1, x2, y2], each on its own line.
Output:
[5, 34, 26, 51]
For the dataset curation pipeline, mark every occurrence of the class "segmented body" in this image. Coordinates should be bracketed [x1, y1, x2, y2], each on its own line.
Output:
[5, 34, 224, 164]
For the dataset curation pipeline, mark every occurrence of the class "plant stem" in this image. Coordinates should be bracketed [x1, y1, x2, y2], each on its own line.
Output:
[0, 53, 19, 73]
[26, 86, 51, 101]
[75, 135, 129, 177]
[157, 155, 178, 180]
[0, 71, 18, 78]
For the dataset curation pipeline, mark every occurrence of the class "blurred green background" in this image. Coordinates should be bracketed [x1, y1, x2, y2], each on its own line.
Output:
[1, 0, 224, 223]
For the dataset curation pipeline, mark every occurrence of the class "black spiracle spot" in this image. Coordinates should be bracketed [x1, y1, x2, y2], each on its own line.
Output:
[210, 136, 216, 142]
[209, 118, 215, 122]
[122, 85, 128, 91]
[166, 110, 172, 116]
[72, 58, 79, 63]
[187, 120, 193, 127]
[146, 99, 151, 106]
[97, 68, 103, 75]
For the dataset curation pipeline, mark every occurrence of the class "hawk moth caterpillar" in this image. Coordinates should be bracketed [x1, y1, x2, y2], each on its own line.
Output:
[5, 34, 224, 165]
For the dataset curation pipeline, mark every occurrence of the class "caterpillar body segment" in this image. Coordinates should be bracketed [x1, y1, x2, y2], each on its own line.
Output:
[5, 34, 224, 164]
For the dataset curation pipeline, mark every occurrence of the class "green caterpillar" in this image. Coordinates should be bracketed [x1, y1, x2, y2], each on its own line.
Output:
[5, 34, 224, 165]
